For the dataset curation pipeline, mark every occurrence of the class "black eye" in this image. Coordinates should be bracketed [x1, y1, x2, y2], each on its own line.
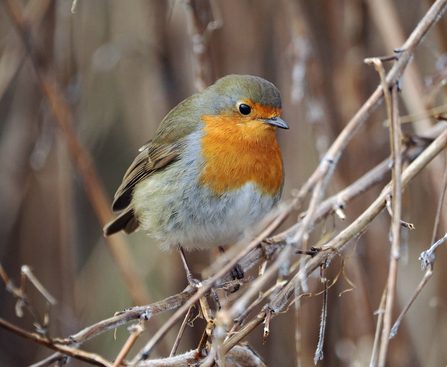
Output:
[239, 104, 251, 115]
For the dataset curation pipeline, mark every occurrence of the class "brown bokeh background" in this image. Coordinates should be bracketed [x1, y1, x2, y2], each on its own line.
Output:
[1, 0, 447, 366]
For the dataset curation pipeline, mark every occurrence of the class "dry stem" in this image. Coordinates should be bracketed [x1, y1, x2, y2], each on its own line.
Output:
[378, 83, 403, 367]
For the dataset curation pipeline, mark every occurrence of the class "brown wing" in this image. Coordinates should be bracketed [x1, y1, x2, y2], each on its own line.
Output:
[103, 207, 139, 236]
[103, 141, 180, 236]
[111, 142, 180, 212]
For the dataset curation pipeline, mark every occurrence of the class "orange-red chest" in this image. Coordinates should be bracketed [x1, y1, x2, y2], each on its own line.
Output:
[198, 114, 284, 196]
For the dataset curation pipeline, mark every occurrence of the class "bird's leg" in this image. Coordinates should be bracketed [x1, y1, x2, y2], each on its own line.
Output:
[295, 247, 319, 257]
[178, 246, 215, 323]
[178, 246, 200, 287]
[219, 246, 244, 293]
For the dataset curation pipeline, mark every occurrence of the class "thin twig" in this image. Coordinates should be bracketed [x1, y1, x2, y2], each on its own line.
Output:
[71, 289, 196, 345]
[28, 352, 66, 367]
[364, 58, 393, 130]
[294, 282, 303, 367]
[229, 280, 285, 336]
[0, 317, 113, 367]
[184, 0, 219, 91]
[378, 83, 403, 367]
[419, 233, 447, 270]
[314, 265, 329, 364]
[366, 0, 431, 133]
[112, 322, 145, 367]
[370, 287, 387, 367]
[430, 163, 447, 245]
[0, 262, 49, 333]
[0, 0, 53, 102]
[169, 306, 194, 357]
[385, 195, 415, 229]
[293, 164, 333, 264]
[21, 265, 57, 305]
[391, 232, 447, 336]
[391, 104, 447, 124]
[389, 268, 433, 339]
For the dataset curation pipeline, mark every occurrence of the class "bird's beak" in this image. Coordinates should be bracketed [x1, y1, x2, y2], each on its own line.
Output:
[261, 116, 289, 129]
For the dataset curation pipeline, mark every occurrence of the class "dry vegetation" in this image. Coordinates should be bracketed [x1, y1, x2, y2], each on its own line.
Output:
[1, 0, 447, 366]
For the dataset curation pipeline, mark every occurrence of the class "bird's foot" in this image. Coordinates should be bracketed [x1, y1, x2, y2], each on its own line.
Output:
[295, 246, 319, 257]
[229, 263, 244, 293]
[185, 271, 202, 288]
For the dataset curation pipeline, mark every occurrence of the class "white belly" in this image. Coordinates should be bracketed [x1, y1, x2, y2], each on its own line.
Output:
[132, 167, 278, 250]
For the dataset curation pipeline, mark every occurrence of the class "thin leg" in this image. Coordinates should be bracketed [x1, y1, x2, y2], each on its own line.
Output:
[178, 246, 199, 286]
[295, 247, 319, 257]
[218, 246, 244, 293]
[219, 246, 244, 280]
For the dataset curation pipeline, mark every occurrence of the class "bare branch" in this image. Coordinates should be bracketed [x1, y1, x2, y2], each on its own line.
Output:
[184, 0, 220, 91]
[112, 322, 145, 367]
[169, 306, 194, 357]
[0, 317, 113, 367]
[28, 353, 66, 367]
[389, 267, 433, 339]
[419, 233, 447, 270]
[314, 267, 329, 364]
[378, 82, 403, 367]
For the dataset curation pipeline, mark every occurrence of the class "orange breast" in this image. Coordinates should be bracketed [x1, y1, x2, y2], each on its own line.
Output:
[199, 114, 284, 196]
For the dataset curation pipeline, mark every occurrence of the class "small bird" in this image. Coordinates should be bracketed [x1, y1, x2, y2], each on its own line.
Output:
[104, 75, 288, 284]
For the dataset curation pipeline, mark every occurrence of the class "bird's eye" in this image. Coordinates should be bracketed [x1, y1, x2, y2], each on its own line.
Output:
[239, 104, 251, 115]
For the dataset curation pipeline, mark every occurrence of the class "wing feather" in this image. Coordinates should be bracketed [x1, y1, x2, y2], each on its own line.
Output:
[104, 93, 202, 236]
[111, 142, 180, 212]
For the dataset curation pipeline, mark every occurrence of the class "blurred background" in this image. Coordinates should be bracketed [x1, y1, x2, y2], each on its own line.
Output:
[1, 0, 447, 366]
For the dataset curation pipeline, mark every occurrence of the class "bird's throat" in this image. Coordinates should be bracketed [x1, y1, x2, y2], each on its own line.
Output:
[199, 114, 284, 196]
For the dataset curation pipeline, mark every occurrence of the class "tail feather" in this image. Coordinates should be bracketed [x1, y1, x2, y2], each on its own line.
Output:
[104, 208, 139, 236]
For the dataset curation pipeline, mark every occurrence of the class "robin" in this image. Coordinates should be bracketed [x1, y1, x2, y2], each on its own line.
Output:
[104, 74, 288, 285]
